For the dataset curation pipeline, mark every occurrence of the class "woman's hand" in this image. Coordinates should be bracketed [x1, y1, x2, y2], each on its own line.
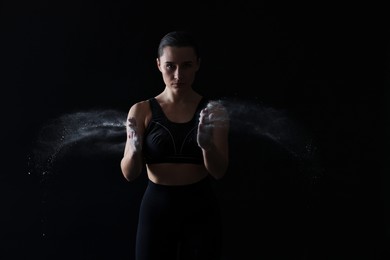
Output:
[127, 117, 142, 152]
[197, 101, 228, 151]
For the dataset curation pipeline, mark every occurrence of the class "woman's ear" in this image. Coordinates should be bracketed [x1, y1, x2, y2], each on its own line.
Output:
[196, 58, 201, 71]
[156, 58, 162, 72]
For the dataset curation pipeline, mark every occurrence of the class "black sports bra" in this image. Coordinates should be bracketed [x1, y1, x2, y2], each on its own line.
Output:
[142, 97, 209, 164]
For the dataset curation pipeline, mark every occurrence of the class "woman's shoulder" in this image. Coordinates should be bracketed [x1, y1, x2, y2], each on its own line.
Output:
[131, 98, 152, 108]
[128, 99, 152, 115]
[127, 99, 153, 127]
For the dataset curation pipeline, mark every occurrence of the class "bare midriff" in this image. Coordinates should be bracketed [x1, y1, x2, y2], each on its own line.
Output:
[146, 163, 209, 186]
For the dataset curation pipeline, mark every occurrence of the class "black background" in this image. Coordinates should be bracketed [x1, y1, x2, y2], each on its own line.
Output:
[1, 1, 389, 259]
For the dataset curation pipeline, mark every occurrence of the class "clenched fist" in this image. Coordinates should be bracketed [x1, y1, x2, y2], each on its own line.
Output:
[197, 101, 228, 151]
[127, 117, 142, 152]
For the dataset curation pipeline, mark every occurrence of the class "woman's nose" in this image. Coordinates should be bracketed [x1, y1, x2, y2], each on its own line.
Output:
[174, 68, 182, 79]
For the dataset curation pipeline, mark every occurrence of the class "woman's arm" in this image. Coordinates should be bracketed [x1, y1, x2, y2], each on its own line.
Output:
[197, 101, 230, 180]
[120, 101, 148, 182]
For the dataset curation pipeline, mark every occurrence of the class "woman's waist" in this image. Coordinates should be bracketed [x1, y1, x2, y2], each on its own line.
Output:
[146, 163, 209, 186]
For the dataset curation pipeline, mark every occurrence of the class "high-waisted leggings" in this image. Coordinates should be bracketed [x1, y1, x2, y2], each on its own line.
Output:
[135, 176, 221, 260]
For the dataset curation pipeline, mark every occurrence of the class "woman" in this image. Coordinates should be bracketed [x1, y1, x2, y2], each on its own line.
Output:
[120, 30, 229, 260]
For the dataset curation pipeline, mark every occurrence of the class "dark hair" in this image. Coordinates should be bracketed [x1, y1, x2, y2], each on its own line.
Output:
[157, 31, 200, 60]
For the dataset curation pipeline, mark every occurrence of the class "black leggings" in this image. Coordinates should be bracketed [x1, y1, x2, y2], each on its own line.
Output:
[135, 176, 221, 260]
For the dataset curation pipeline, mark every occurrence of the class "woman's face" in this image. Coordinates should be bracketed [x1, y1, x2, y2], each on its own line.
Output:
[157, 46, 200, 91]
